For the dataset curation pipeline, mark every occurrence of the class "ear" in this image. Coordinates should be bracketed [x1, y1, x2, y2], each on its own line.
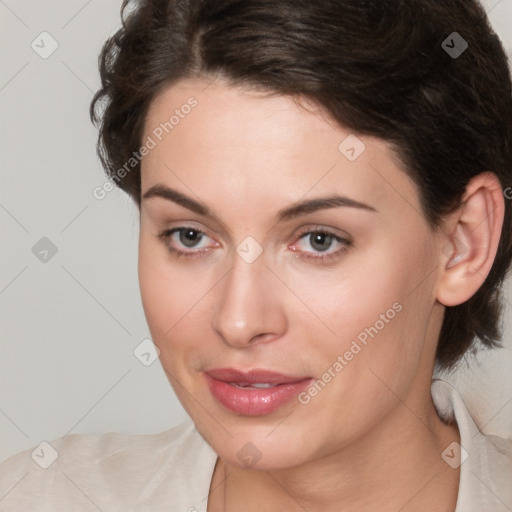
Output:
[436, 172, 505, 307]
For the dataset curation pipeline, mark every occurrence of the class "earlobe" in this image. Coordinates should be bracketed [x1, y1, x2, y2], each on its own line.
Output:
[436, 172, 505, 307]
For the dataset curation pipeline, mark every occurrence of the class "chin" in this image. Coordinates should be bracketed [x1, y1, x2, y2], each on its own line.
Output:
[199, 418, 317, 471]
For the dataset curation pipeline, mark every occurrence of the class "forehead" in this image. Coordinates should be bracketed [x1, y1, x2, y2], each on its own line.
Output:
[141, 78, 421, 223]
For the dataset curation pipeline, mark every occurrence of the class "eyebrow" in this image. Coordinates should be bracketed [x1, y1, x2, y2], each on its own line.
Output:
[142, 184, 377, 223]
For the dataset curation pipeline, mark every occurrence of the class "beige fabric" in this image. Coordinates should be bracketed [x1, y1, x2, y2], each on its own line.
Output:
[0, 379, 510, 511]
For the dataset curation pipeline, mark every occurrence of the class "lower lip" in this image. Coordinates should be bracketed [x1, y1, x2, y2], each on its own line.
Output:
[204, 374, 313, 416]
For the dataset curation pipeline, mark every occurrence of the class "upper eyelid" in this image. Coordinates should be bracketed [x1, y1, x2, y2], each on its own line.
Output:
[143, 195, 369, 240]
[141, 185, 377, 228]
[295, 225, 350, 238]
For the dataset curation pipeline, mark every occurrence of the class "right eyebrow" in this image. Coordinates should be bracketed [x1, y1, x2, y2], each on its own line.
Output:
[142, 184, 212, 218]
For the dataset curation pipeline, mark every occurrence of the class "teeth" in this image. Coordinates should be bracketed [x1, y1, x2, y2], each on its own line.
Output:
[230, 382, 278, 389]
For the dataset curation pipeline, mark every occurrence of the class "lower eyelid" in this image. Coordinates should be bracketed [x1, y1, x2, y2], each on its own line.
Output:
[298, 242, 351, 260]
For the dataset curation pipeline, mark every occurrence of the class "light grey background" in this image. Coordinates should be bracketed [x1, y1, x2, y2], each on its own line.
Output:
[1, 0, 511, 463]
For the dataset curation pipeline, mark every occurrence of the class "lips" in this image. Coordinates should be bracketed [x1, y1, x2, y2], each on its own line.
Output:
[204, 367, 313, 416]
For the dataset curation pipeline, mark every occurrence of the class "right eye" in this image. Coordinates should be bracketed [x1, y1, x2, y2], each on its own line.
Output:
[157, 227, 218, 258]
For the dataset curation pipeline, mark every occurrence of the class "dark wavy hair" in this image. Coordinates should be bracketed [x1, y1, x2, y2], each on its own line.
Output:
[90, 0, 512, 371]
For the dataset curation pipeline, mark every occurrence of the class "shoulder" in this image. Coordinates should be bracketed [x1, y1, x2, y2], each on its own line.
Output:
[432, 378, 512, 511]
[458, 425, 512, 511]
[0, 419, 218, 511]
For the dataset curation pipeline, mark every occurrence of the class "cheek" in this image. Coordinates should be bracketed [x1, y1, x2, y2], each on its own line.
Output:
[138, 235, 191, 344]
[137, 233, 218, 367]
[288, 252, 437, 438]
[289, 236, 437, 373]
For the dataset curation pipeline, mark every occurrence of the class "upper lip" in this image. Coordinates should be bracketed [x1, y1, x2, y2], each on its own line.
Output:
[205, 368, 311, 384]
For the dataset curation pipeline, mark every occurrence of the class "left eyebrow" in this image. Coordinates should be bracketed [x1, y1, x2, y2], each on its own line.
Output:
[276, 195, 377, 222]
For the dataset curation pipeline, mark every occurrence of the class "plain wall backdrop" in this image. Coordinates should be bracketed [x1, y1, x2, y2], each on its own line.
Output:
[1, 0, 512, 463]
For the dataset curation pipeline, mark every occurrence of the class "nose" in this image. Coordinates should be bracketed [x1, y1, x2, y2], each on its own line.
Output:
[210, 251, 287, 348]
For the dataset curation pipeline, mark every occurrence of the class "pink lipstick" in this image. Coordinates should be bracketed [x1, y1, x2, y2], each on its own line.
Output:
[204, 368, 313, 416]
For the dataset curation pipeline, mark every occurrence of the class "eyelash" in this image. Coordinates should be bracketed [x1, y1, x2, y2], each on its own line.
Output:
[156, 226, 352, 263]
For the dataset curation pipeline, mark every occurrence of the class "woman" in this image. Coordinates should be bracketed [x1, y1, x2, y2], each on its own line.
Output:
[1, 0, 511, 510]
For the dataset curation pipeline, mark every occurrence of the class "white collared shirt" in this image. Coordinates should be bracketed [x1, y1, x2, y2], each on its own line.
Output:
[0, 379, 510, 511]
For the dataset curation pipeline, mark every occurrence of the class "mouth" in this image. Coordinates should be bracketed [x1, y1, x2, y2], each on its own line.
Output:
[204, 368, 314, 416]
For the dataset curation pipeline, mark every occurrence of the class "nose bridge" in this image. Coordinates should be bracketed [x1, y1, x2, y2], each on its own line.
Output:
[211, 249, 285, 347]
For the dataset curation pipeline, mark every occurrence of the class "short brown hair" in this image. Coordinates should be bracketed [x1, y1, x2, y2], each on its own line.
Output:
[90, 0, 512, 370]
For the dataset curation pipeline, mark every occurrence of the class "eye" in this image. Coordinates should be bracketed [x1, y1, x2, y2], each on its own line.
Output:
[157, 227, 217, 258]
[291, 228, 352, 262]
[156, 225, 352, 262]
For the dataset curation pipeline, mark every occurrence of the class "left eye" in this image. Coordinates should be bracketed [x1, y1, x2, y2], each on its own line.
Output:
[294, 230, 349, 255]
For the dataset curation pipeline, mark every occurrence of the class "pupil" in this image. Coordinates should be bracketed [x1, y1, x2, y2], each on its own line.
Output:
[311, 233, 332, 252]
[180, 229, 201, 248]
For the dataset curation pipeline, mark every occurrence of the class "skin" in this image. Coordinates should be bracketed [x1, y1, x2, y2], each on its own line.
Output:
[137, 77, 505, 511]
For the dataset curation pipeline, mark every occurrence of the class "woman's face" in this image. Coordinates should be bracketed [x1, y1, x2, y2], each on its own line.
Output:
[138, 78, 446, 470]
